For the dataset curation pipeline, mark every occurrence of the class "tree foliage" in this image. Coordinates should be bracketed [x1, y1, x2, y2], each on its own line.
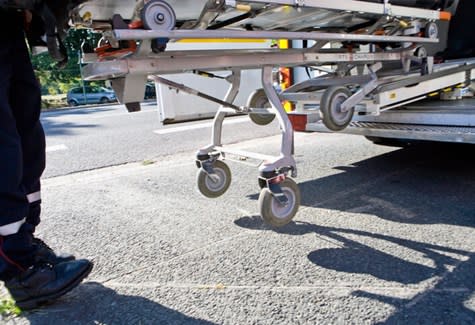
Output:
[31, 28, 103, 95]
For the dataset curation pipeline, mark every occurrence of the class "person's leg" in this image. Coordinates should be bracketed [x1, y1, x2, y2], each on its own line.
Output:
[8, 11, 75, 265]
[9, 13, 44, 231]
[10, 15, 45, 231]
[0, 13, 36, 281]
[0, 11, 92, 310]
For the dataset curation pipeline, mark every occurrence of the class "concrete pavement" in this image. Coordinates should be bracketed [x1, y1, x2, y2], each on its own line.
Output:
[2, 132, 475, 324]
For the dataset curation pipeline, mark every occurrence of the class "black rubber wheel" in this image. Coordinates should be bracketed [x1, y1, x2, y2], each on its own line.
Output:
[99, 97, 109, 104]
[141, 0, 176, 31]
[68, 100, 78, 107]
[196, 160, 232, 198]
[247, 89, 275, 126]
[320, 86, 354, 131]
[414, 46, 427, 58]
[258, 178, 300, 227]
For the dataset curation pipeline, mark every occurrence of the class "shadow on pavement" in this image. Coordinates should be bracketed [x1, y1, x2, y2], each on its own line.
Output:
[240, 142, 475, 322]
[41, 119, 98, 136]
[235, 217, 475, 323]
[42, 106, 116, 117]
[359, 253, 475, 325]
[22, 282, 216, 325]
[301, 142, 475, 227]
[247, 142, 475, 227]
[40, 106, 119, 136]
[240, 142, 475, 323]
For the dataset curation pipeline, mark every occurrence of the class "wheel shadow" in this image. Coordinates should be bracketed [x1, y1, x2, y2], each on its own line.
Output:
[354, 251, 475, 324]
[238, 142, 475, 323]
[19, 281, 216, 325]
[234, 217, 475, 323]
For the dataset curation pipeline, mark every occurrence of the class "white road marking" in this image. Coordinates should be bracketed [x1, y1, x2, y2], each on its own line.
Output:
[45, 144, 68, 153]
[153, 117, 249, 135]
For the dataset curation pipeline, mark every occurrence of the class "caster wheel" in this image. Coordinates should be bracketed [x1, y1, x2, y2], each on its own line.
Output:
[414, 46, 427, 58]
[247, 89, 275, 126]
[424, 22, 438, 39]
[320, 86, 354, 131]
[258, 178, 300, 227]
[141, 0, 176, 31]
[196, 160, 231, 198]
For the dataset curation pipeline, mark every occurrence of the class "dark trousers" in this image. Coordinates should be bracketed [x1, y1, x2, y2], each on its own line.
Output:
[0, 10, 44, 280]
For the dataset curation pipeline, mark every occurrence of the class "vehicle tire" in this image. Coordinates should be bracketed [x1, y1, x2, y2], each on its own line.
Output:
[259, 178, 300, 227]
[68, 100, 78, 107]
[99, 97, 109, 104]
[196, 160, 232, 198]
[247, 89, 275, 126]
[320, 86, 354, 131]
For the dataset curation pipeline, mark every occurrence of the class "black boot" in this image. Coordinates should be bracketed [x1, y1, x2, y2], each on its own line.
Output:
[5, 259, 93, 310]
[33, 238, 75, 265]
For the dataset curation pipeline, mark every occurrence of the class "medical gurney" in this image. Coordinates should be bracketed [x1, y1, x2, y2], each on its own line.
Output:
[73, 0, 467, 226]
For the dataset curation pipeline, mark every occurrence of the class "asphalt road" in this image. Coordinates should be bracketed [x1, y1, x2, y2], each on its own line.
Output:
[2, 106, 475, 324]
[41, 103, 280, 178]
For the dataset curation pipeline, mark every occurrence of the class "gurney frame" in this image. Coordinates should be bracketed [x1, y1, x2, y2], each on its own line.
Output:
[78, 0, 455, 226]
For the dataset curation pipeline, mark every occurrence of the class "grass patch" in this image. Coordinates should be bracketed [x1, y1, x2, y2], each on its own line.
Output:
[142, 159, 156, 166]
[0, 297, 21, 318]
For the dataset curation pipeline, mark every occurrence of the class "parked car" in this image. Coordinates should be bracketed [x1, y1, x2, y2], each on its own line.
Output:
[67, 86, 117, 106]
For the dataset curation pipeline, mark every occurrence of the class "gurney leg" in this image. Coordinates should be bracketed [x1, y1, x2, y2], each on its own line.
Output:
[259, 66, 296, 175]
[257, 66, 300, 227]
[197, 69, 241, 154]
[195, 69, 241, 198]
[195, 66, 301, 226]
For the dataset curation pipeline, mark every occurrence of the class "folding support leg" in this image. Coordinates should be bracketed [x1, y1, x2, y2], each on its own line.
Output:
[197, 69, 241, 158]
[258, 66, 297, 177]
[195, 69, 241, 199]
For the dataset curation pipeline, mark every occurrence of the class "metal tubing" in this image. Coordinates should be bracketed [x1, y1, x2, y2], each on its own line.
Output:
[211, 69, 241, 148]
[113, 29, 438, 44]
[231, 0, 442, 19]
[152, 76, 242, 111]
[260, 66, 296, 175]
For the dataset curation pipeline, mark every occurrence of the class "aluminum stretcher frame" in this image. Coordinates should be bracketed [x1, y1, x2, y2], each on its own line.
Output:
[77, 0, 454, 226]
[73, 0, 450, 31]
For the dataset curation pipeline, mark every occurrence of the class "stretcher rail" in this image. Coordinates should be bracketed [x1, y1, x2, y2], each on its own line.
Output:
[112, 29, 439, 44]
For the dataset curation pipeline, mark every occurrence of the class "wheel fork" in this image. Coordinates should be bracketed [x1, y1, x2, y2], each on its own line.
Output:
[196, 153, 220, 181]
[260, 172, 290, 207]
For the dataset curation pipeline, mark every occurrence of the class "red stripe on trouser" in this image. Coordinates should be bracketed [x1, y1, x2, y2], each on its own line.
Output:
[0, 237, 26, 273]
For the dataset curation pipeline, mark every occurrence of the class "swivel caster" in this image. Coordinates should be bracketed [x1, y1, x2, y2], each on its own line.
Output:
[196, 160, 232, 198]
[258, 178, 300, 227]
